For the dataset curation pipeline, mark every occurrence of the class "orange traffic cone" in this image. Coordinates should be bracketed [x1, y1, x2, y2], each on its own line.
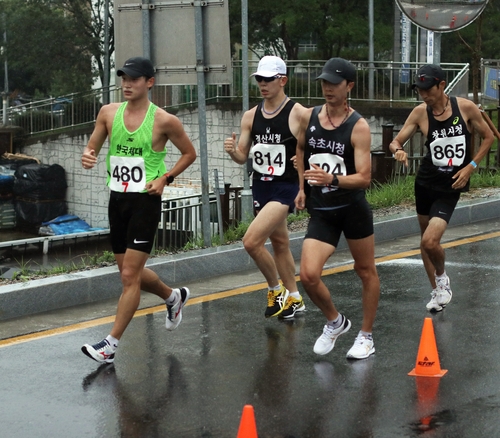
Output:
[408, 318, 448, 377]
[237, 405, 258, 438]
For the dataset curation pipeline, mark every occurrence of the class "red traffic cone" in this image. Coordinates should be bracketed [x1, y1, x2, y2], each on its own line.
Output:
[237, 405, 258, 438]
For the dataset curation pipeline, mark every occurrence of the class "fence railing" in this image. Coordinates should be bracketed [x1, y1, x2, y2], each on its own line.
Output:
[157, 184, 243, 250]
[2, 60, 470, 136]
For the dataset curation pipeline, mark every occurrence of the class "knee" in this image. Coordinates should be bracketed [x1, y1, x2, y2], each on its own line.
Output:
[354, 263, 378, 283]
[120, 267, 141, 289]
[271, 236, 289, 254]
[421, 234, 438, 253]
[300, 268, 318, 290]
[242, 235, 258, 254]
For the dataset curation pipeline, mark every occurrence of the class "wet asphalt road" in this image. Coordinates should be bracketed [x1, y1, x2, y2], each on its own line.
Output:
[1, 220, 500, 437]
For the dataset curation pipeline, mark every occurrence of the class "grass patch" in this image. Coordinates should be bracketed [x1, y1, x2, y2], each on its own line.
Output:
[366, 176, 415, 209]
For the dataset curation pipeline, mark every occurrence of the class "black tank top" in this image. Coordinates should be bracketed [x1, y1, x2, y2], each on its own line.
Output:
[304, 105, 364, 209]
[416, 96, 472, 192]
[250, 99, 298, 182]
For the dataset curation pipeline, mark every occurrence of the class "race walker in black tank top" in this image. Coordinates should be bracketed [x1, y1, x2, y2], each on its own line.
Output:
[250, 100, 299, 183]
[416, 96, 472, 193]
[304, 105, 364, 210]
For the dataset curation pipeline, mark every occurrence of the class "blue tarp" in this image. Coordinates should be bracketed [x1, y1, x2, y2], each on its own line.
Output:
[39, 214, 105, 236]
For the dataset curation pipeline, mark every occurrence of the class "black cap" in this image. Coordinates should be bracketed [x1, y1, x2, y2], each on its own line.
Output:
[117, 57, 155, 79]
[412, 64, 445, 90]
[316, 58, 356, 84]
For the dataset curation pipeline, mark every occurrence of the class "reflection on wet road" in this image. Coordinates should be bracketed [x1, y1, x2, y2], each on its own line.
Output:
[1, 229, 500, 437]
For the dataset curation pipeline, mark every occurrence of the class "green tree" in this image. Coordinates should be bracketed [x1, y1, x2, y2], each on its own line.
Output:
[229, 0, 394, 61]
[54, 0, 114, 92]
[0, 0, 103, 98]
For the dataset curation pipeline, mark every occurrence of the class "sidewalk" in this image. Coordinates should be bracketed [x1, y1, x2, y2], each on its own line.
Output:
[0, 194, 499, 322]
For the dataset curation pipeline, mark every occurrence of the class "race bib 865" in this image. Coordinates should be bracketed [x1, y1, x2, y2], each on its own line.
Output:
[429, 135, 466, 167]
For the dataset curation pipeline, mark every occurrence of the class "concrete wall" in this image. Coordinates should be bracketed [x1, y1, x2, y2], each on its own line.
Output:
[19, 105, 401, 228]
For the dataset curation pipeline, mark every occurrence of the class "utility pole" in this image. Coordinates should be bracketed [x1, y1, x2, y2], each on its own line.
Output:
[240, 0, 253, 221]
[2, 14, 8, 126]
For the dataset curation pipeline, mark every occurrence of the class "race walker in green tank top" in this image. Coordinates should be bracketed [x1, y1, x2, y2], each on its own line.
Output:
[106, 102, 167, 193]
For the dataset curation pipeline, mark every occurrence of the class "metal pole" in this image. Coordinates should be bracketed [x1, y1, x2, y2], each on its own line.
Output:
[142, 0, 151, 59]
[240, 0, 253, 222]
[2, 13, 8, 126]
[194, 1, 212, 247]
[433, 33, 441, 65]
[368, 0, 374, 100]
[103, 0, 110, 104]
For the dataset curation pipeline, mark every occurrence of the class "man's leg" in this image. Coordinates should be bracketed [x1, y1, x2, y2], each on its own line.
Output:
[418, 215, 452, 311]
[418, 215, 448, 282]
[81, 249, 148, 364]
[345, 235, 379, 359]
[300, 238, 337, 319]
[347, 235, 379, 334]
[110, 249, 150, 340]
[301, 238, 351, 355]
[243, 201, 305, 317]
[123, 255, 189, 331]
[242, 201, 289, 288]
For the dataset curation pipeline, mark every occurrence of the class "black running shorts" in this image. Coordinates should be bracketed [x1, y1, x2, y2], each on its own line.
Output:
[252, 179, 299, 214]
[108, 191, 162, 254]
[415, 181, 460, 224]
[305, 197, 374, 247]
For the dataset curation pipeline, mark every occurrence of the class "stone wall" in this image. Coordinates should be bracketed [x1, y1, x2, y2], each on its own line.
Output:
[19, 104, 405, 228]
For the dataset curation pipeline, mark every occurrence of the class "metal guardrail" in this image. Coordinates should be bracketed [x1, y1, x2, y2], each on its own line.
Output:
[1, 60, 469, 135]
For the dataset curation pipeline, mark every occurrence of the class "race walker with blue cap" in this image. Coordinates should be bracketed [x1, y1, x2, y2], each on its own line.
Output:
[80, 56, 197, 364]
[390, 63, 494, 312]
[224, 56, 307, 319]
[294, 57, 380, 360]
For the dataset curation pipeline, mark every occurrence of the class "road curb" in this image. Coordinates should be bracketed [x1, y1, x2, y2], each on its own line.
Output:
[1, 197, 499, 321]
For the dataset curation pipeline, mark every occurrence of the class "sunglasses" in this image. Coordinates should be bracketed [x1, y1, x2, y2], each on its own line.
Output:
[255, 75, 282, 83]
[416, 74, 441, 83]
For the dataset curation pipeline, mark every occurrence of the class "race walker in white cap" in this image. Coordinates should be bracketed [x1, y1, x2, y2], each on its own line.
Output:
[224, 56, 307, 319]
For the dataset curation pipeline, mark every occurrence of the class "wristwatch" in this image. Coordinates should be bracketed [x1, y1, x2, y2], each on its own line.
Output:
[331, 174, 339, 187]
[164, 173, 175, 184]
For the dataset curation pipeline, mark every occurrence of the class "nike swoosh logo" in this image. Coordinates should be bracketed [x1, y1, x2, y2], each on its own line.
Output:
[134, 239, 149, 244]
[336, 70, 342, 73]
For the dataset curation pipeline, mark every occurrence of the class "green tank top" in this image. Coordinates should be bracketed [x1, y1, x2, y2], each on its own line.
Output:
[106, 102, 167, 193]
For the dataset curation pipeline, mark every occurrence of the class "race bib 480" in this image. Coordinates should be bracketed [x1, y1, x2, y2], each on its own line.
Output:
[109, 156, 146, 192]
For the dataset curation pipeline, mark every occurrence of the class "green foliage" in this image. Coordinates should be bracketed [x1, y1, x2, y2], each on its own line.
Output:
[9, 250, 117, 281]
[228, 0, 394, 61]
[366, 177, 416, 209]
[287, 209, 309, 225]
[470, 170, 500, 189]
[0, 0, 113, 98]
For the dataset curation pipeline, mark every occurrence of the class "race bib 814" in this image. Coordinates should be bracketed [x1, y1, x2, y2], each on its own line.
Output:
[251, 143, 286, 176]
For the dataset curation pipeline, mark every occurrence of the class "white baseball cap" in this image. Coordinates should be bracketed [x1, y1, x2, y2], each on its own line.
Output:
[251, 56, 287, 77]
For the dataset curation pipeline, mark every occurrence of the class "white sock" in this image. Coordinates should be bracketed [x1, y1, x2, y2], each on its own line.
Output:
[435, 271, 447, 280]
[165, 289, 179, 306]
[289, 291, 301, 299]
[270, 284, 281, 291]
[105, 335, 119, 349]
[327, 314, 343, 329]
[359, 330, 372, 340]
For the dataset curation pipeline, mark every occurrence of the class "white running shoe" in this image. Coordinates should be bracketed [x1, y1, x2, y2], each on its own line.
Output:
[313, 315, 351, 355]
[346, 333, 375, 360]
[165, 287, 190, 330]
[426, 275, 452, 312]
[81, 339, 116, 364]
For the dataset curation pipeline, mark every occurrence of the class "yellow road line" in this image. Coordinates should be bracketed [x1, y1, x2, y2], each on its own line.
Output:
[2, 230, 500, 348]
